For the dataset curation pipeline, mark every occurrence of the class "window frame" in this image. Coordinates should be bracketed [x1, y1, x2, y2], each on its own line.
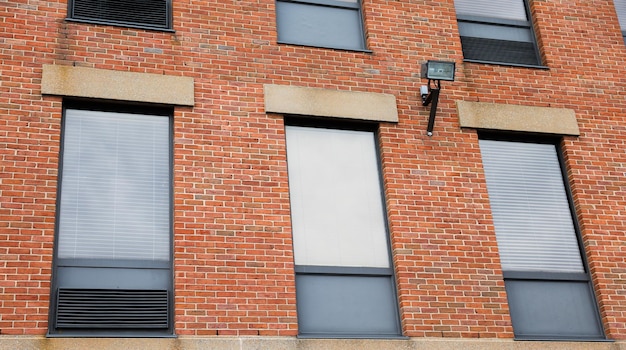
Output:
[478, 132, 605, 341]
[48, 100, 175, 337]
[275, 0, 370, 52]
[284, 117, 402, 338]
[455, 0, 544, 68]
[66, 0, 174, 32]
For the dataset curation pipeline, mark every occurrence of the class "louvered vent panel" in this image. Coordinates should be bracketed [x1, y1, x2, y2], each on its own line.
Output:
[56, 289, 169, 329]
[71, 0, 168, 29]
[460, 36, 540, 66]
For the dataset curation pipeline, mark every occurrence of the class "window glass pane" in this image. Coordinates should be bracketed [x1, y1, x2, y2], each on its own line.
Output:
[505, 280, 604, 339]
[454, 0, 527, 21]
[285, 126, 389, 268]
[479, 140, 584, 273]
[58, 109, 170, 261]
[296, 274, 399, 336]
[276, 1, 365, 50]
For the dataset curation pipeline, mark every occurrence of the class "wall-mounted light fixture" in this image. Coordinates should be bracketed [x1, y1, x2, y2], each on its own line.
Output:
[420, 60, 455, 136]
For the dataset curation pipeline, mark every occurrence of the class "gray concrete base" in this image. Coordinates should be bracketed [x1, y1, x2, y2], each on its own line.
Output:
[0, 336, 622, 350]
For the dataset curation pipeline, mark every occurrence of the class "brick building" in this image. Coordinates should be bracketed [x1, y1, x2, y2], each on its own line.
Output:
[2, 0, 626, 348]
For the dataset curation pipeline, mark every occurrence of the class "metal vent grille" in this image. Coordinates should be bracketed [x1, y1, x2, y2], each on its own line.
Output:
[71, 0, 169, 29]
[460, 36, 540, 66]
[56, 289, 169, 329]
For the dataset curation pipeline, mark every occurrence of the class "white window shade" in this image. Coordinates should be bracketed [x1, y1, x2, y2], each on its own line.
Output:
[286, 126, 389, 268]
[454, 0, 528, 21]
[479, 140, 584, 273]
[58, 109, 170, 261]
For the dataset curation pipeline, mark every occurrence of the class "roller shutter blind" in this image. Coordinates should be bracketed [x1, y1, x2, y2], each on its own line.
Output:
[478, 139, 583, 273]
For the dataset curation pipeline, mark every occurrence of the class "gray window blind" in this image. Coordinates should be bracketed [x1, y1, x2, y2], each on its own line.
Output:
[58, 109, 170, 261]
[479, 140, 584, 273]
[454, 0, 527, 21]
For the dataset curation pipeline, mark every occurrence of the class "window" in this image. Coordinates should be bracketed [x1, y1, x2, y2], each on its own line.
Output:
[285, 122, 401, 338]
[67, 0, 172, 30]
[49, 103, 173, 336]
[479, 136, 604, 340]
[275, 0, 367, 51]
[615, 0, 626, 44]
[454, 0, 541, 66]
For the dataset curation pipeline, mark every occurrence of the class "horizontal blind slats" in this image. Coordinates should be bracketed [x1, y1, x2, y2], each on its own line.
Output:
[454, 0, 527, 21]
[479, 140, 584, 273]
[58, 110, 170, 261]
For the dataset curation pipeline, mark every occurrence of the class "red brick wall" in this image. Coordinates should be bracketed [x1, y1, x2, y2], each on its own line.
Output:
[1, 0, 625, 339]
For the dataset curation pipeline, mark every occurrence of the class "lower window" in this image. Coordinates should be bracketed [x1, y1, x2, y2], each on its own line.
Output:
[285, 121, 401, 338]
[479, 135, 605, 340]
[49, 103, 173, 337]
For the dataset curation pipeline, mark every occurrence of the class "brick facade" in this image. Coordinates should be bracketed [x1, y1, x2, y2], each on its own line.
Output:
[1, 0, 626, 346]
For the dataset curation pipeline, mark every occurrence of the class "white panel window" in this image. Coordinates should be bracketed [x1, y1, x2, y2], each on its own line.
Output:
[286, 126, 389, 268]
[285, 123, 400, 337]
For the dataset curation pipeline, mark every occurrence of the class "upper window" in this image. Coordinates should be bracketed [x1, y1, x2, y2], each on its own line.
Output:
[615, 0, 626, 44]
[67, 0, 172, 30]
[275, 0, 367, 51]
[454, 0, 542, 66]
[285, 121, 401, 337]
[479, 135, 604, 340]
[49, 103, 173, 336]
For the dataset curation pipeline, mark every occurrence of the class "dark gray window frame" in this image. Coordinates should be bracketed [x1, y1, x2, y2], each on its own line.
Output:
[456, 0, 544, 68]
[478, 132, 606, 341]
[66, 0, 174, 32]
[275, 0, 370, 52]
[285, 117, 403, 339]
[48, 100, 175, 337]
